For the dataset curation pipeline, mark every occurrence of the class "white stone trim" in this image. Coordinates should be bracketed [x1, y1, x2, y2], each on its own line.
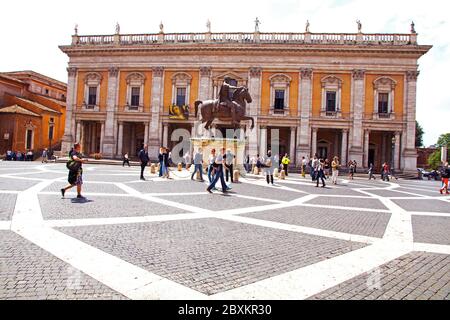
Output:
[83, 72, 102, 111]
[320, 75, 342, 117]
[373, 76, 397, 119]
[125, 72, 146, 110]
[269, 73, 291, 115]
[171, 72, 192, 107]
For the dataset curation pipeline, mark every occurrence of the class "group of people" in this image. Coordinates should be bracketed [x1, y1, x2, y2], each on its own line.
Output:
[5, 150, 35, 161]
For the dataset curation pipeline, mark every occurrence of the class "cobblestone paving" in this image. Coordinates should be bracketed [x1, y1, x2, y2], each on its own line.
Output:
[305, 196, 388, 210]
[308, 252, 450, 300]
[0, 161, 448, 300]
[242, 206, 391, 238]
[57, 219, 366, 295]
[39, 194, 188, 219]
[0, 231, 127, 300]
[0, 194, 17, 220]
[392, 199, 450, 213]
[412, 216, 450, 245]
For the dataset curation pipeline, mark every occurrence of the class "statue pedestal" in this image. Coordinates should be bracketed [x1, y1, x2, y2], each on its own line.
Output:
[191, 137, 247, 174]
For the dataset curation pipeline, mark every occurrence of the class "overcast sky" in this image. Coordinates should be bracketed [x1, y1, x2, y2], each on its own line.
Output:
[1, 0, 448, 146]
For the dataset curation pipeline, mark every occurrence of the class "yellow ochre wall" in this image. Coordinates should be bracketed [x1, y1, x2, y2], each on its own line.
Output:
[163, 70, 199, 113]
[365, 74, 404, 117]
[118, 71, 152, 112]
[312, 72, 351, 117]
[260, 72, 299, 117]
[76, 71, 108, 111]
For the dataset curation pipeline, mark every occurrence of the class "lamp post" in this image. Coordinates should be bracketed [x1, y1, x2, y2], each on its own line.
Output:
[48, 120, 54, 159]
[391, 135, 395, 170]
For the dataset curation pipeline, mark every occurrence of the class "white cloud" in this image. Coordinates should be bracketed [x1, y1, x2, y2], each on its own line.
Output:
[0, 0, 447, 145]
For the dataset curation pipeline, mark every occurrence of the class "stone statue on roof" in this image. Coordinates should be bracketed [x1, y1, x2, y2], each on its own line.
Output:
[159, 21, 164, 33]
[254, 17, 260, 32]
[206, 19, 211, 33]
[356, 19, 362, 33]
[115, 22, 120, 34]
[411, 21, 416, 33]
[305, 20, 310, 33]
[74, 24, 78, 35]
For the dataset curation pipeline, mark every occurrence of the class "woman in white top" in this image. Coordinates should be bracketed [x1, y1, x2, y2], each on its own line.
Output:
[263, 150, 274, 185]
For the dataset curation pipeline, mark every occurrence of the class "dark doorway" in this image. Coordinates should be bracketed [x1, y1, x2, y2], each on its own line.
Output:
[369, 148, 375, 169]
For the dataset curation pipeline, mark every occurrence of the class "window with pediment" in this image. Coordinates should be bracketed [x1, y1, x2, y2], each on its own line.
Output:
[373, 77, 396, 119]
[321, 76, 342, 117]
[269, 74, 291, 115]
[171, 72, 192, 107]
[83, 72, 102, 111]
[126, 72, 146, 112]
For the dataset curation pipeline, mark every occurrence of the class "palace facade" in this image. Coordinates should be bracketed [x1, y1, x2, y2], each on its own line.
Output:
[59, 26, 431, 171]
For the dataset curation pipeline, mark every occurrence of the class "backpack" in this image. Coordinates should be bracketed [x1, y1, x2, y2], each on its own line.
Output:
[66, 159, 81, 171]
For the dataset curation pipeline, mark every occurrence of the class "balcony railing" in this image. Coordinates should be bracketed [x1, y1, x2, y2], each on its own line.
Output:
[71, 31, 417, 47]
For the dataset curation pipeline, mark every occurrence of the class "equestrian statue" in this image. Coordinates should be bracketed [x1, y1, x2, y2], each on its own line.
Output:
[194, 77, 255, 131]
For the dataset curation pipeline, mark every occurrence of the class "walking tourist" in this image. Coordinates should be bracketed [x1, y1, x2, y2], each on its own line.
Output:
[324, 158, 330, 179]
[61, 143, 87, 199]
[206, 148, 228, 194]
[301, 156, 307, 178]
[224, 149, 235, 183]
[368, 163, 376, 180]
[331, 156, 339, 185]
[440, 162, 450, 195]
[138, 144, 149, 181]
[207, 148, 217, 183]
[122, 152, 130, 167]
[191, 148, 204, 181]
[316, 158, 326, 188]
[281, 153, 290, 176]
[263, 150, 275, 185]
[41, 148, 48, 163]
[162, 148, 170, 179]
[348, 160, 355, 180]
[311, 154, 319, 181]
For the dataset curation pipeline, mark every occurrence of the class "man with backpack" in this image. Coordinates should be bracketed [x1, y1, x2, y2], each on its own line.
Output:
[61, 143, 87, 199]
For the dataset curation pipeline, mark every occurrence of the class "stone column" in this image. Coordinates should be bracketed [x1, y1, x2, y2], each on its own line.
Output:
[341, 129, 348, 165]
[102, 67, 119, 158]
[100, 122, 105, 153]
[394, 131, 401, 170]
[62, 67, 77, 153]
[289, 127, 296, 163]
[91, 123, 97, 153]
[403, 71, 419, 171]
[311, 128, 318, 157]
[297, 68, 313, 164]
[144, 122, 149, 146]
[149, 67, 164, 156]
[117, 122, 124, 157]
[130, 123, 136, 156]
[247, 67, 262, 157]
[163, 123, 169, 148]
[190, 124, 196, 153]
[259, 126, 267, 156]
[348, 69, 365, 166]
[75, 121, 81, 143]
[80, 122, 85, 154]
[381, 133, 386, 164]
[363, 129, 370, 168]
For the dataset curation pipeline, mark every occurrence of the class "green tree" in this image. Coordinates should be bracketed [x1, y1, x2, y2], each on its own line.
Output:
[436, 133, 450, 147]
[415, 121, 424, 147]
[428, 150, 441, 169]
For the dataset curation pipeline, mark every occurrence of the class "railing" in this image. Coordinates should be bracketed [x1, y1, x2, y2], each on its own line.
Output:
[71, 32, 416, 46]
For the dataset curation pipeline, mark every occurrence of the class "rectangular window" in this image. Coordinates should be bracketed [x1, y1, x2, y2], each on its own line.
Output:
[26, 130, 33, 149]
[176, 87, 186, 106]
[88, 86, 97, 105]
[274, 90, 285, 109]
[326, 91, 336, 112]
[131, 87, 140, 106]
[378, 93, 389, 114]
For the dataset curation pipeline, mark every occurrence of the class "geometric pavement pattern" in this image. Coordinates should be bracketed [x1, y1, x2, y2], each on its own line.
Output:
[0, 162, 449, 300]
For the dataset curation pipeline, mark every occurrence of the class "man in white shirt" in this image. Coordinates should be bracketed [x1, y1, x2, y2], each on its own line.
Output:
[207, 148, 228, 193]
[191, 148, 204, 181]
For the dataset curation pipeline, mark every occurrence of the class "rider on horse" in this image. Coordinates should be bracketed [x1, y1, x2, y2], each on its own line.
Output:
[216, 77, 241, 123]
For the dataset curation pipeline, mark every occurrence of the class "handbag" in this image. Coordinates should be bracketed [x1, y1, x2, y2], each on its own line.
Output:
[66, 159, 81, 171]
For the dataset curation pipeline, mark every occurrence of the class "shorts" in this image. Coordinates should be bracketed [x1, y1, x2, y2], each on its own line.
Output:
[68, 169, 83, 186]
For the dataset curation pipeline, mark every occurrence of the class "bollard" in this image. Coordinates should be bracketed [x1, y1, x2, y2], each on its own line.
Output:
[150, 163, 156, 174]
[253, 166, 259, 175]
[279, 169, 286, 180]
[274, 168, 279, 177]
[177, 163, 183, 171]
[233, 170, 240, 182]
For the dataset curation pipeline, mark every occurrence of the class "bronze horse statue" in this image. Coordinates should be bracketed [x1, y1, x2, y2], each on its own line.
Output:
[194, 87, 255, 130]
